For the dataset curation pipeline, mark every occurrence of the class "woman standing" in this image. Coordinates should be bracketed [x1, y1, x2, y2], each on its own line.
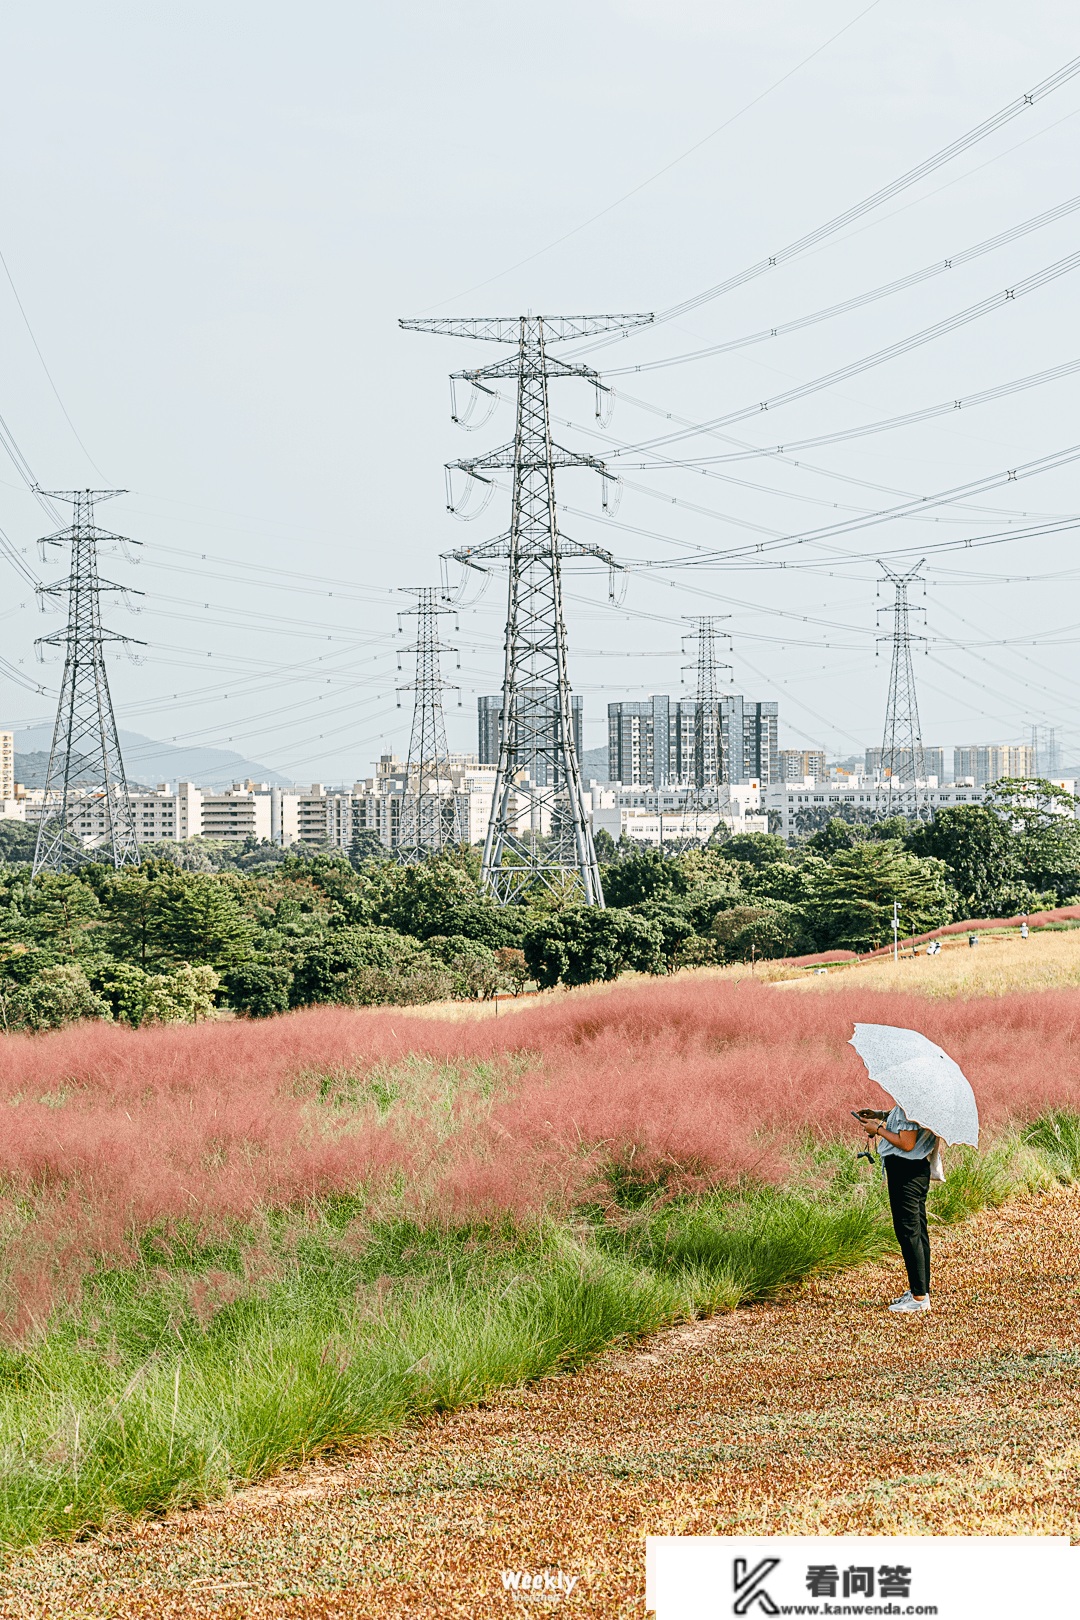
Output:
[854, 1105, 938, 1313]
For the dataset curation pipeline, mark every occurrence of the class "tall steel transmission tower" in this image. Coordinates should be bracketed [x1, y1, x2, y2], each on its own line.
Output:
[401, 312, 652, 906]
[877, 560, 927, 820]
[674, 615, 732, 850]
[33, 490, 143, 875]
[395, 585, 459, 862]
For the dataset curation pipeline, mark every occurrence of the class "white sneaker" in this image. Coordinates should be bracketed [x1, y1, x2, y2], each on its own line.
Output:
[889, 1295, 930, 1313]
[889, 1291, 913, 1306]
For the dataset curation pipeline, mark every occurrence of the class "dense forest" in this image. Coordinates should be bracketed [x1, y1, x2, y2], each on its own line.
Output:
[1, 778, 1077, 1031]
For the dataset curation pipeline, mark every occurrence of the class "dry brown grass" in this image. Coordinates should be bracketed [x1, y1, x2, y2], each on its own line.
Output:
[767, 926, 1080, 998]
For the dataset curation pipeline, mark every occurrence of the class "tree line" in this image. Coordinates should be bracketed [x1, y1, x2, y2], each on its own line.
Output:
[0, 777, 1076, 1030]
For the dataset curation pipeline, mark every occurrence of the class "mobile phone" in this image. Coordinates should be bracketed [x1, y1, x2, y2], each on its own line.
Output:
[851, 1110, 871, 1121]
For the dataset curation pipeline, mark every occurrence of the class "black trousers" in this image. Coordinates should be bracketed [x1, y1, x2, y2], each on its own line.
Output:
[884, 1155, 931, 1296]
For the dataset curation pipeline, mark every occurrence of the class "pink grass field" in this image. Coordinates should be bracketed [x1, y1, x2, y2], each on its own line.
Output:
[0, 977, 1077, 1334]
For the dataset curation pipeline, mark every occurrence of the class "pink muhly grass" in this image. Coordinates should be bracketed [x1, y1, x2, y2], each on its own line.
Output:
[0, 978, 1077, 1330]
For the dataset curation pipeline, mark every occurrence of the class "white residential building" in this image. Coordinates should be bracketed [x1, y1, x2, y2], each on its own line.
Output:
[767, 775, 1078, 840]
[587, 781, 767, 846]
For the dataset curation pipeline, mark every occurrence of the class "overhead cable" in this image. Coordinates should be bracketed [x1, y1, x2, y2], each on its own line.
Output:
[607, 193, 1080, 376]
[611, 247, 1080, 455]
[655, 53, 1080, 324]
[657, 355, 1080, 464]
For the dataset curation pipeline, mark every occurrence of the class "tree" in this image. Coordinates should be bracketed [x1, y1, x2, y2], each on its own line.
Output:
[154, 874, 256, 969]
[906, 798, 1061, 918]
[289, 925, 452, 1007]
[98, 962, 219, 1026]
[4, 963, 111, 1031]
[806, 818, 863, 856]
[523, 908, 664, 988]
[600, 849, 689, 908]
[593, 828, 616, 864]
[722, 832, 791, 868]
[102, 872, 170, 967]
[806, 841, 954, 951]
[223, 959, 294, 1017]
[983, 778, 1080, 905]
[0, 823, 37, 866]
[25, 874, 102, 958]
[711, 901, 815, 962]
[349, 829, 388, 868]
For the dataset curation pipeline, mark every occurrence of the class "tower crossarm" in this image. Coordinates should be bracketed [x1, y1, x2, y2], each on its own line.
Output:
[449, 443, 610, 475]
[452, 357, 607, 386]
[448, 533, 616, 568]
[400, 314, 653, 342]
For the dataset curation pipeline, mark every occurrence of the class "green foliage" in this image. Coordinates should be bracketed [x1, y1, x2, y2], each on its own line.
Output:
[0, 823, 36, 866]
[348, 829, 388, 868]
[523, 907, 665, 988]
[806, 816, 864, 855]
[97, 962, 220, 1027]
[593, 827, 616, 864]
[710, 901, 816, 962]
[290, 925, 453, 1008]
[1021, 1111, 1080, 1183]
[0, 1110, 1068, 1548]
[424, 935, 500, 1000]
[722, 832, 792, 868]
[600, 849, 689, 908]
[2, 963, 112, 1031]
[907, 797, 1060, 918]
[150, 873, 257, 969]
[806, 840, 954, 951]
[223, 959, 295, 1018]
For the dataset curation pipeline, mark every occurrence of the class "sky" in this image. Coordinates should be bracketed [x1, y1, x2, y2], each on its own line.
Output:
[1, 0, 1079, 783]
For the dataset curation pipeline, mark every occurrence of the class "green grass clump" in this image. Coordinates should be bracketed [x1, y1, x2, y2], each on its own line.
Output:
[0, 1112, 1071, 1553]
[1021, 1111, 1080, 1183]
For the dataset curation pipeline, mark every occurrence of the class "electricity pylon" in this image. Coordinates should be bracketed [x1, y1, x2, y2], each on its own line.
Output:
[33, 490, 143, 874]
[395, 585, 458, 862]
[877, 560, 927, 819]
[674, 615, 732, 852]
[401, 311, 652, 906]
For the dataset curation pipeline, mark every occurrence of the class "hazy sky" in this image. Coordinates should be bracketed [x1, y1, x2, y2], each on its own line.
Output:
[2, 0, 1079, 782]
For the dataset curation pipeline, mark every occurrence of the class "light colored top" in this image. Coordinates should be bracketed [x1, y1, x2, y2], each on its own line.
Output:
[877, 1103, 937, 1162]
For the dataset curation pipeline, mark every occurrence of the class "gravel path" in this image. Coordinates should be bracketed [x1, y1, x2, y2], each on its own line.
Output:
[2, 1188, 1077, 1618]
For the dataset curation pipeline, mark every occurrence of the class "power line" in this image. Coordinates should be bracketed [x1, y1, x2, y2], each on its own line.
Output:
[611, 247, 1080, 456]
[651, 355, 1080, 465]
[606, 192, 1080, 377]
[654, 53, 1080, 325]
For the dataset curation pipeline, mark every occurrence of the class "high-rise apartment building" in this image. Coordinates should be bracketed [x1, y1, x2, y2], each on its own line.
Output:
[953, 745, 1036, 787]
[865, 746, 946, 782]
[607, 695, 778, 786]
[779, 748, 827, 783]
[478, 690, 583, 786]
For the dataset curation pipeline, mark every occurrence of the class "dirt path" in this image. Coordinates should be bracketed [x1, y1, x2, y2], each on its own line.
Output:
[2, 1189, 1078, 1619]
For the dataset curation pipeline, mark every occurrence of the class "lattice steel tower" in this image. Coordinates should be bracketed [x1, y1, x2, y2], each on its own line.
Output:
[877, 561, 927, 818]
[395, 585, 459, 862]
[675, 615, 732, 850]
[33, 490, 142, 874]
[401, 312, 652, 906]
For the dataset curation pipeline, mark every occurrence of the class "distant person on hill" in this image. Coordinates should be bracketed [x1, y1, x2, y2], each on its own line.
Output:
[1021, 921, 1029, 940]
[853, 1106, 938, 1314]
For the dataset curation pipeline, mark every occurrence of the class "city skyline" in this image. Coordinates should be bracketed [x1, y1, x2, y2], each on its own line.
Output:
[1, 5, 1078, 786]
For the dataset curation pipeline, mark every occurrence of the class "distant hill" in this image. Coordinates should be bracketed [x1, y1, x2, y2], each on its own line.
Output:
[14, 727, 293, 791]
[580, 744, 610, 780]
[14, 751, 153, 792]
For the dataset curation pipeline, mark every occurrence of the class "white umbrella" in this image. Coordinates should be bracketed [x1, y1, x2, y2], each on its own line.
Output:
[849, 1023, 980, 1146]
